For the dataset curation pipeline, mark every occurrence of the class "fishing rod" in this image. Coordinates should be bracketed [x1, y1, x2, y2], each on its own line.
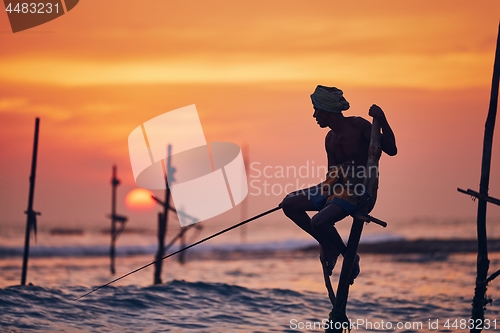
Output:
[74, 206, 282, 301]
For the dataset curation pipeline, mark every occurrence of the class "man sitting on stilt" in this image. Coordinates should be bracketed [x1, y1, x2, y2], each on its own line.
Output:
[281, 85, 397, 283]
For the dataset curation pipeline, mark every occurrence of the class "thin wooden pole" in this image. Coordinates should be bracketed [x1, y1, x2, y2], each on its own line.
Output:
[178, 230, 186, 264]
[240, 144, 249, 243]
[329, 117, 382, 331]
[154, 210, 167, 284]
[154, 145, 172, 284]
[21, 117, 40, 286]
[109, 165, 127, 275]
[471, 23, 500, 333]
[110, 165, 119, 275]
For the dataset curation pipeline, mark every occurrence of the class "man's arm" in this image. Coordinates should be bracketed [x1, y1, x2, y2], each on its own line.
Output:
[368, 104, 397, 156]
[325, 130, 336, 168]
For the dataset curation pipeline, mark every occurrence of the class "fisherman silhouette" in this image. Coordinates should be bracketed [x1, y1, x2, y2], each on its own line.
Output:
[281, 85, 397, 284]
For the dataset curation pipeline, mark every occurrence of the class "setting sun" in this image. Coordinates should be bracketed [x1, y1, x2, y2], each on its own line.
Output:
[125, 188, 156, 211]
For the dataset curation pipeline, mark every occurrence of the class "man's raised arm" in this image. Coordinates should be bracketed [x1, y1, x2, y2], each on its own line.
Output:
[368, 104, 397, 156]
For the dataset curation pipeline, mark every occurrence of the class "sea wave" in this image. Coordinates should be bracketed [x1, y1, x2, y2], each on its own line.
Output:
[0, 280, 493, 333]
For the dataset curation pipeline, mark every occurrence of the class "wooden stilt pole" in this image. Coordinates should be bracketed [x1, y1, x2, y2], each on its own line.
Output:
[110, 165, 119, 275]
[109, 165, 127, 275]
[153, 145, 172, 284]
[153, 187, 169, 284]
[240, 144, 249, 243]
[178, 230, 186, 265]
[154, 210, 167, 284]
[470, 23, 500, 333]
[328, 117, 382, 332]
[21, 117, 41, 286]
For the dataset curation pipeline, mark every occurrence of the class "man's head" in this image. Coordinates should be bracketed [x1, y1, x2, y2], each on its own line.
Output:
[310, 86, 349, 113]
[311, 85, 349, 128]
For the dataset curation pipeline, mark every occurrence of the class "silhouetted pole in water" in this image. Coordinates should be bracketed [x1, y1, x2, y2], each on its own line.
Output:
[151, 144, 202, 278]
[153, 187, 170, 284]
[240, 144, 249, 243]
[109, 165, 128, 275]
[154, 209, 168, 283]
[153, 144, 174, 285]
[152, 192, 202, 271]
[328, 116, 382, 332]
[470, 23, 500, 333]
[178, 231, 186, 264]
[21, 118, 41, 286]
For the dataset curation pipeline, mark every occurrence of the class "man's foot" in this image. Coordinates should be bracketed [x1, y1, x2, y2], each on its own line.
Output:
[349, 254, 360, 285]
[319, 245, 340, 276]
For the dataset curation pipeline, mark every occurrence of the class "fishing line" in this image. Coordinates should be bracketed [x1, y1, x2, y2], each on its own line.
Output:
[74, 206, 281, 301]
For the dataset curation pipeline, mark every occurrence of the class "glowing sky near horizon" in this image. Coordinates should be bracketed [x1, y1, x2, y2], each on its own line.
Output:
[0, 0, 499, 229]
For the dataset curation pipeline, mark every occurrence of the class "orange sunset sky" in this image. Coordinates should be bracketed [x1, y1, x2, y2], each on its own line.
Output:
[0, 1, 499, 233]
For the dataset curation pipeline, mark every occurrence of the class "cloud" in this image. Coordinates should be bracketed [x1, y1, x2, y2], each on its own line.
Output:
[0, 97, 29, 110]
[0, 49, 492, 89]
[0, 97, 72, 120]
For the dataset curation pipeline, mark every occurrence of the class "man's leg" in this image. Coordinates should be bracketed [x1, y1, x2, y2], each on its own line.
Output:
[282, 193, 359, 281]
[282, 193, 340, 249]
[310, 203, 360, 283]
[282, 194, 344, 272]
[281, 193, 320, 241]
[310, 203, 348, 253]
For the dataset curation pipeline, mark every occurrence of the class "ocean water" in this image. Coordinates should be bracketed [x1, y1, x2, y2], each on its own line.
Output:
[2, 253, 500, 333]
[2, 217, 500, 332]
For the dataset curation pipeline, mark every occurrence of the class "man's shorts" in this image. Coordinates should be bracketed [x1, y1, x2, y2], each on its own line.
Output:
[300, 184, 358, 214]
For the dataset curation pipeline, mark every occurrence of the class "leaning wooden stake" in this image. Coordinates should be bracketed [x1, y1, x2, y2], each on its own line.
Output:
[240, 144, 249, 243]
[21, 117, 41, 286]
[109, 165, 128, 275]
[329, 117, 382, 331]
[153, 186, 170, 284]
[153, 144, 173, 284]
[178, 230, 186, 264]
[470, 23, 500, 333]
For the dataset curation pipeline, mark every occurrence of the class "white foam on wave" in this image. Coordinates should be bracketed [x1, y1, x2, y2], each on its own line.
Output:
[0, 233, 405, 258]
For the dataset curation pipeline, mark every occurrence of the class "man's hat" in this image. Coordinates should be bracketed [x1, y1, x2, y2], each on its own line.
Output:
[310, 85, 350, 113]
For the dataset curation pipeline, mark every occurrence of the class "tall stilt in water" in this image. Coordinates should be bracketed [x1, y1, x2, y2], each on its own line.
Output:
[240, 144, 249, 243]
[470, 23, 500, 332]
[153, 144, 173, 284]
[154, 208, 168, 283]
[151, 144, 202, 281]
[153, 191, 169, 284]
[178, 229, 186, 265]
[21, 118, 41, 286]
[109, 165, 128, 275]
[328, 116, 382, 332]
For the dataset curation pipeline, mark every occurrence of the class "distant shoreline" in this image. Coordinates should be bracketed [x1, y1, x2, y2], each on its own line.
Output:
[301, 238, 500, 254]
[1, 238, 498, 260]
